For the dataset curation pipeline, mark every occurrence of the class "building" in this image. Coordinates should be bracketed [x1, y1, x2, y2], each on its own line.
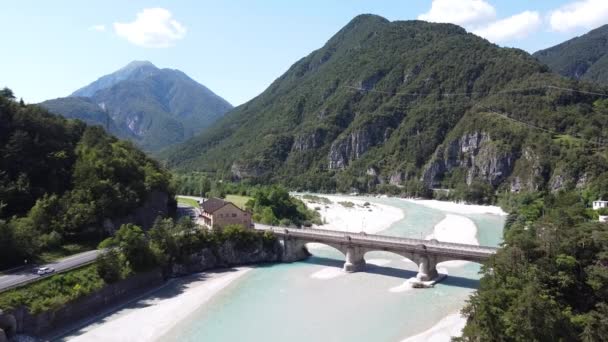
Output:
[593, 200, 608, 210]
[200, 198, 252, 229]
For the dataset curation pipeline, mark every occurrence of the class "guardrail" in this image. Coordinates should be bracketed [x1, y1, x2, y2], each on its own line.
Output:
[0, 258, 97, 294]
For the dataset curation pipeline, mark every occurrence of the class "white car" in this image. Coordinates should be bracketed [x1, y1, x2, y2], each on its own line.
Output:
[36, 267, 55, 276]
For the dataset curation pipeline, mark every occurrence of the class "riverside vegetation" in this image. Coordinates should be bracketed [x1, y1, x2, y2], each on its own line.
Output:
[173, 175, 321, 227]
[458, 189, 608, 341]
[0, 219, 275, 315]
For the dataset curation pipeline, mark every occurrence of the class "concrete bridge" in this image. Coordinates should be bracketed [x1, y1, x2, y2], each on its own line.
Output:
[255, 225, 497, 282]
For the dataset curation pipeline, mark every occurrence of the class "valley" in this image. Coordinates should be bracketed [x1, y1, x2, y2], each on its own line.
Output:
[1, 4, 608, 342]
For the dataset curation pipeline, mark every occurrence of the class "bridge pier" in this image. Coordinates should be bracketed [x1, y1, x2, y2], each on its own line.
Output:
[416, 255, 438, 281]
[279, 237, 310, 262]
[343, 246, 366, 272]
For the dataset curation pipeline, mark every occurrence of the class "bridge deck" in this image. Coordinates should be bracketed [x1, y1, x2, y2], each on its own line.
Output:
[255, 225, 498, 260]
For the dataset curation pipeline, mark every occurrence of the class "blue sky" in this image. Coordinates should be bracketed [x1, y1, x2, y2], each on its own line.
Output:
[2, 0, 608, 106]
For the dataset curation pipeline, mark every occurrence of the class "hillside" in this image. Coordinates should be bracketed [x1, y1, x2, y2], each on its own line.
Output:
[39, 96, 134, 139]
[163, 14, 608, 199]
[0, 90, 173, 268]
[534, 24, 608, 85]
[41, 61, 233, 152]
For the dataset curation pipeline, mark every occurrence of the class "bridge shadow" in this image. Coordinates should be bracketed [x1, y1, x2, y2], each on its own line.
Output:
[303, 256, 480, 290]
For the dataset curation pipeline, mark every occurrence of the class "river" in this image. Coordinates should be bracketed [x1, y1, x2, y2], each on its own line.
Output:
[162, 196, 505, 341]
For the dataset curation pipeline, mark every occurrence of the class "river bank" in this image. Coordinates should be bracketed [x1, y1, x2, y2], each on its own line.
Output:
[296, 194, 405, 234]
[398, 199, 504, 341]
[63, 268, 251, 341]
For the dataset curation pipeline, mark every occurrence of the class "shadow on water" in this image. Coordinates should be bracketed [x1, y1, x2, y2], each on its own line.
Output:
[303, 256, 480, 290]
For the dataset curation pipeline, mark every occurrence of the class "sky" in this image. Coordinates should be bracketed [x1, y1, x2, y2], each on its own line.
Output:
[2, 0, 608, 106]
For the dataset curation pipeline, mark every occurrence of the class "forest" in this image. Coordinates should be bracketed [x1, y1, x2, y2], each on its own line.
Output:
[458, 185, 608, 340]
[0, 89, 173, 269]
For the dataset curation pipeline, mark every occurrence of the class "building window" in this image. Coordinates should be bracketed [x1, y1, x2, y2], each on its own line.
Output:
[232, 213, 237, 217]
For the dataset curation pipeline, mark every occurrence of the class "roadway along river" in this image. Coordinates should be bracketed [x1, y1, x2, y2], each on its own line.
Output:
[163, 196, 505, 342]
[0, 250, 99, 292]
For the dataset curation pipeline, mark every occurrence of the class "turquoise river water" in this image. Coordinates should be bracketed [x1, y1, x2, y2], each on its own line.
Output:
[164, 197, 504, 341]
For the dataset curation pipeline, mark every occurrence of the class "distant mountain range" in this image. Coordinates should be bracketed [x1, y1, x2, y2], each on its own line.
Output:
[161, 14, 608, 196]
[534, 24, 608, 85]
[41, 61, 232, 152]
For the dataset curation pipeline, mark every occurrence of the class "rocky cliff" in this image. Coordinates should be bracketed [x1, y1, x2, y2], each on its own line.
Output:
[422, 132, 516, 188]
[172, 235, 309, 275]
[0, 310, 16, 342]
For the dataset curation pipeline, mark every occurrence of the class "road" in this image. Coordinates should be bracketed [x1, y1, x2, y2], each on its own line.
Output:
[0, 250, 100, 292]
[0, 198, 202, 293]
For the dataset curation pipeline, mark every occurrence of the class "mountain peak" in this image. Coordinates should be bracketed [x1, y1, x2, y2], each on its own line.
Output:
[121, 60, 157, 71]
[70, 60, 159, 98]
[125, 60, 155, 67]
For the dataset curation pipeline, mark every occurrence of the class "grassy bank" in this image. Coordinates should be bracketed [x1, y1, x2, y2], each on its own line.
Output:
[0, 264, 104, 314]
[38, 243, 97, 263]
[225, 194, 251, 209]
[176, 196, 199, 208]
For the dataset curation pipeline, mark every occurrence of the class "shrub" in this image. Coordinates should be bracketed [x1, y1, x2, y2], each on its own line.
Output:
[338, 201, 355, 208]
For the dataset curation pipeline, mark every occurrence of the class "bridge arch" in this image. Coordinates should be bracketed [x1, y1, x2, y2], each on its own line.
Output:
[362, 249, 420, 266]
[435, 257, 485, 268]
[304, 242, 347, 259]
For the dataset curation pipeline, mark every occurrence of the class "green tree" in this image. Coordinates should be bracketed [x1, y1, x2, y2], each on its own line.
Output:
[96, 249, 122, 283]
[100, 224, 155, 272]
[0, 87, 15, 100]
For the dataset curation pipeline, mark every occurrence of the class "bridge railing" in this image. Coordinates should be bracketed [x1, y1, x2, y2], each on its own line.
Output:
[255, 225, 498, 254]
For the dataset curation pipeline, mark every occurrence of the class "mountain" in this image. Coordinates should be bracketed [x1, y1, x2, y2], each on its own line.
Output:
[41, 61, 233, 152]
[163, 14, 608, 199]
[534, 24, 608, 85]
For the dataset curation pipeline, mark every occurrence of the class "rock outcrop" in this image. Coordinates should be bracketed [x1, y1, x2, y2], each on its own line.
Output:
[328, 118, 394, 169]
[231, 161, 268, 180]
[509, 148, 544, 192]
[421, 132, 515, 187]
[0, 310, 16, 342]
[172, 235, 309, 275]
[292, 128, 327, 152]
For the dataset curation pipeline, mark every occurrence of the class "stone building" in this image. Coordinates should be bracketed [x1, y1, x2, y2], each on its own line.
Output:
[200, 198, 252, 229]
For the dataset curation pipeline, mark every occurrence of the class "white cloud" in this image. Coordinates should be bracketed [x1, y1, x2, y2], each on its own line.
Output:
[89, 25, 106, 32]
[418, 1, 541, 44]
[418, 0, 496, 26]
[113, 8, 186, 48]
[549, 0, 608, 32]
[474, 11, 541, 43]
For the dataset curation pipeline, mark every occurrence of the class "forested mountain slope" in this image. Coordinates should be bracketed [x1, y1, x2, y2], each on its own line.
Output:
[41, 61, 233, 152]
[163, 14, 608, 199]
[534, 24, 608, 85]
[0, 90, 173, 268]
[39, 96, 135, 140]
